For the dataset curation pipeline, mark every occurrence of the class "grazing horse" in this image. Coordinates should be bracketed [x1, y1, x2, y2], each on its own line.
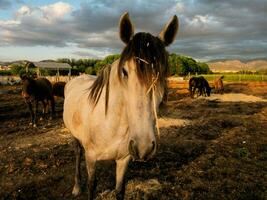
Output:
[21, 74, 55, 126]
[189, 76, 211, 98]
[214, 75, 224, 94]
[63, 12, 178, 200]
[52, 81, 66, 98]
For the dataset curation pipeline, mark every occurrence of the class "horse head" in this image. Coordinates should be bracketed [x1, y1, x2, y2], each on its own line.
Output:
[20, 74, 35, 101]
[118, 12, 178, 160]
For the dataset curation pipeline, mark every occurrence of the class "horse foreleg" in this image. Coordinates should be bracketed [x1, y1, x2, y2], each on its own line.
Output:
[32, 101, 40, 127]
[193, 87, 199, 98]
[27, 102, 34, 126]
[203, 88, 207, 97]
[50, 96, 56, 119]
[193, 87, 197, 98]
[85, 151, 96, 200]
[41, 100, 47, 120]
[72, 139, 82, 197]
[115, 156, 131, 200]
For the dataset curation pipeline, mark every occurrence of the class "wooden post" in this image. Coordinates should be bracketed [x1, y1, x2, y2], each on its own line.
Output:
[57, 68, 59, 82]
[68, 68, 71, 81]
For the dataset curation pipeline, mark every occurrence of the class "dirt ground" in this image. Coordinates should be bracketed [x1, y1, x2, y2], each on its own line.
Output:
[0, 80, 266, 200]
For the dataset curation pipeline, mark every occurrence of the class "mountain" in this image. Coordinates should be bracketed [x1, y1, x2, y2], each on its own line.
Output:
[207, 59, 267, 72]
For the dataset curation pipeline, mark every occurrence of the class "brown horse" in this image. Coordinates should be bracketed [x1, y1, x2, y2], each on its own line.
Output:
[189, 76, 211, 98]
[214, 75, 224, 94]
[52, 81, 66, 98]
[21, 74, 55, 126]
[63, 12, 178, 200]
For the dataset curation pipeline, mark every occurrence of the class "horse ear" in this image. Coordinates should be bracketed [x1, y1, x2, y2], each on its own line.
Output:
[159, 15, 179, 46]
[119, 12, 134, 44]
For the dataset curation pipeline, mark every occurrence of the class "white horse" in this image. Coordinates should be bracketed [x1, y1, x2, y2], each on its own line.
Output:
[63, 12, 178, 199]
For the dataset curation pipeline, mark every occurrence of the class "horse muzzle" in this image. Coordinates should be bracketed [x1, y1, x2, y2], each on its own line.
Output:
[128, 139, 157, 161]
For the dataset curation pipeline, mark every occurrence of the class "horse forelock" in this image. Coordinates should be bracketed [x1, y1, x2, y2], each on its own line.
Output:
[88, 64, 111, 115]
[118, 32, 168, 86]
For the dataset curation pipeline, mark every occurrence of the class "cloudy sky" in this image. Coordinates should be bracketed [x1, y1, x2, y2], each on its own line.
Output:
[0, 0, 266, 61]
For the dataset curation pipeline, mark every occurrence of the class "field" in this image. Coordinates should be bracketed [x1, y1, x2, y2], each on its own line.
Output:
[190, 74, 267, 82]
[0, 79, 267, 200]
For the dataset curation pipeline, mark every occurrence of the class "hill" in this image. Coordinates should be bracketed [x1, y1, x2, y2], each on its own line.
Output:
[208, 59, 267, 72]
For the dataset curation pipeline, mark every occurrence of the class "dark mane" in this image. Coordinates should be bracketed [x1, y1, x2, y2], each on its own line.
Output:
[88, 64, 111, 114]
[118, 32, 169, 89]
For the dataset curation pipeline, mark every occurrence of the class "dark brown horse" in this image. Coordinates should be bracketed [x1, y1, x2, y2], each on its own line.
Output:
[20, 74, 55, 126]
[189, 76, 211, 98]
[52, 81, 66, 98]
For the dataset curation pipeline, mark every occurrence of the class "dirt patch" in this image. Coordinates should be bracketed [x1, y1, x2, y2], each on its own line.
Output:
[203, 93, 267, 102]
[158, 117, 189, 128]
[1, 82, 267, 200]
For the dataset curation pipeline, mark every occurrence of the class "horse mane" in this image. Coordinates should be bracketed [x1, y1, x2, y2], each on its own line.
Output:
[88, 64, 111, 115]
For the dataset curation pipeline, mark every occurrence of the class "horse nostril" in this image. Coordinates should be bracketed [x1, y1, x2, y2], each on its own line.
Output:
[128, 140, 139, 160]
[151, 141, 156, 151]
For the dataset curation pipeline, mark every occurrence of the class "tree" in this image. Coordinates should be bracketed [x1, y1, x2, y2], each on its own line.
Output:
[168, 53, 212, 76]
[93, 54, 121, 74]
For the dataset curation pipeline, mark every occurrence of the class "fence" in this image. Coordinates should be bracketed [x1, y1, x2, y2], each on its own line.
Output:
[44, 75, 74, 83]
[185, 74, 267, 82]
[0, 75, 75, 85]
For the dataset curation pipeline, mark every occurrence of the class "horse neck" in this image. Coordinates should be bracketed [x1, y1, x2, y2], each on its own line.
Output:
[107, 61, 126, 116]
[31, 80, 39, 94]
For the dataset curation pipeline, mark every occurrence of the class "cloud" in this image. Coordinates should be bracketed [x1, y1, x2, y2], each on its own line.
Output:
[0, 0, 266, 60]
[0, 2, 74, 47]
[41, 2, 72, 22]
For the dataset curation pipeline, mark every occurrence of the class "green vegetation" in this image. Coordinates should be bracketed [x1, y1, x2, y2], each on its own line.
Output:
[1, 54, 266, 83]
[57, 54, 120, 75]
[57, 54, 209, 76]
[196, 74, 267, 82]
[168, 53, 212, 76]
[0, 70, 12, 76]
[9, 63, 36, 76]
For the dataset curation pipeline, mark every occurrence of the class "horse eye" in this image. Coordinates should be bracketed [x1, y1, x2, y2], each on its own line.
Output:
[122, 68, 128, 78]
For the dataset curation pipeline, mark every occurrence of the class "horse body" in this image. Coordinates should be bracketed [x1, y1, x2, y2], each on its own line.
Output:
[63, 12, 178, 200]
[189, 76, 211, 98]
[52, 81, 66, 98]
[64, 72, 129, 161]
[214, 76, 224, 94]
[21, 75, 55, 126]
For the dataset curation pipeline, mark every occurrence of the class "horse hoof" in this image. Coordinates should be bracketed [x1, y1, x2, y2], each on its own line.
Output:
[39, 117, 43, 121]
[33, 124, 37, 128]
[49, 117, 53, 120]
[72, 185, 81, 197]
[114, 189, 124, 200]
[29, 122, 33, 126]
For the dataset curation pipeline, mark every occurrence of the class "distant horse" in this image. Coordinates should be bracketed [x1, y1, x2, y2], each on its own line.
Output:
[20, 74, 55, 126]
[63, 12, 178, 200]
[52, 81, 66, 98]
[189, 76, 211, 98]
[214, 75, 224, 94]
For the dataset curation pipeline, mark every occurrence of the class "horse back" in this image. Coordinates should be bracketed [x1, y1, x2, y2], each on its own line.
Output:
[64, 75, 96, 98]
[34, 78, 53, 99]
[52, 81, 66, 98]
